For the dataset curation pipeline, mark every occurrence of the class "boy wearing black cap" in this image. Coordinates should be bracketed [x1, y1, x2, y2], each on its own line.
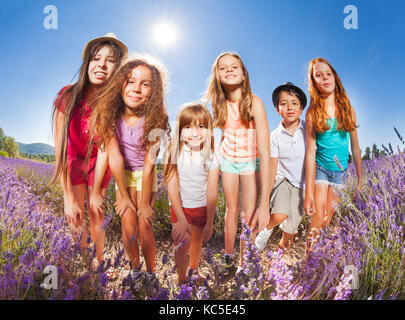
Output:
[254, 82, 307, 252]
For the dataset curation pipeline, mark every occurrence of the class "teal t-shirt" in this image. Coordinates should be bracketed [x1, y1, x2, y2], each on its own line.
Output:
[315, 118, 349, 172]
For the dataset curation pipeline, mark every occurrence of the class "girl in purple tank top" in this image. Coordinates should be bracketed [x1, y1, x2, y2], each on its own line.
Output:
[89, 56, 170, 276]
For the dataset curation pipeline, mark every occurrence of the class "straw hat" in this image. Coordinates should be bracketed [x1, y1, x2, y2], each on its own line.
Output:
[82, 33, 128, 61]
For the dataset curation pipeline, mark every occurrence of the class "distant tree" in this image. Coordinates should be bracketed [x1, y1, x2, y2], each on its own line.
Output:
[363, 147, 371, 161]
[2, 136, 19, 158]
[0, 127, 5, 150]
[0, 150, 8, 157]
[371, 144, 380, 159]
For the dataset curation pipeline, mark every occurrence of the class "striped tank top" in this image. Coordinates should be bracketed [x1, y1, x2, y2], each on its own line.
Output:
[220, 100, 258, 162]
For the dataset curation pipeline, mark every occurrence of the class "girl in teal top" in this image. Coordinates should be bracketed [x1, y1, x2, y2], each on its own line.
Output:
[315, 117, 350, 172]
[304, 58, 363, 252]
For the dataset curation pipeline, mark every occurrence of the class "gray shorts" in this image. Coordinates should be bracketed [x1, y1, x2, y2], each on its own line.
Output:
[270, 178, 304, 234]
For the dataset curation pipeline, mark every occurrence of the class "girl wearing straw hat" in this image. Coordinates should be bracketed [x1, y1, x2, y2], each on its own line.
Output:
[51, 33, 128, 267]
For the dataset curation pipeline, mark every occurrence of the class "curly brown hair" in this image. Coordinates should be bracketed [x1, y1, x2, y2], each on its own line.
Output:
[88, 56, 171, 155]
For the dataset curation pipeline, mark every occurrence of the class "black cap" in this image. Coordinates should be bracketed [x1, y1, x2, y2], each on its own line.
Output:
[272, 82, 307, 109]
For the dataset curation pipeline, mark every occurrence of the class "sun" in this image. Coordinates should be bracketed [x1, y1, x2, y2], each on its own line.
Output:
[152, 22, 178, 48]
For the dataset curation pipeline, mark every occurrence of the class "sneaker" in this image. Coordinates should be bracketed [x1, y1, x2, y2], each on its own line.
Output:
[218, 254, 235, 277]
[235, 266, 244, 276]
[128, 269, 144, 291]
[255, 228, 273, 251]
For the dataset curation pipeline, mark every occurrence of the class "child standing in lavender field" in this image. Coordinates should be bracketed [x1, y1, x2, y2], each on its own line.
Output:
[89, 56, 170, 275]
[163, 103, 219, 285]
[304, 57, 362, 250]
[255, 82, 307, 252]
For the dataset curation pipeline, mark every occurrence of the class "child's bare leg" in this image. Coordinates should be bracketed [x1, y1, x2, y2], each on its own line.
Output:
[173, 231, 191, 282]
[222, 172, 240, 255]
[266, 213, 288, 230]
[240, 172, 257, 266]
[137, 191, 156, 272]
[279, 232, 295, 251]
[119, 187, 140, 269]
[71, 184, 89, 258]
[87, 186, 107, 264]
[324, 186, 340, 227]
[189, 226, 204, 271]
[306, 183, 328, 252]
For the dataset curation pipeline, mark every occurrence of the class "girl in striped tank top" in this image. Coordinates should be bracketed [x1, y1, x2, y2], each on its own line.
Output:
[304, 57, 363, 251]
[204, 52, 271, 275]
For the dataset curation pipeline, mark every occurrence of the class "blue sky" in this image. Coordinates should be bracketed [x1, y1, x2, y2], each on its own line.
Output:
[1, 0, 404, 154]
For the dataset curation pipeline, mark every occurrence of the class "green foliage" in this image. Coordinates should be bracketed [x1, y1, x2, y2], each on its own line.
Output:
[0, 150, 8, 157]
[20, 153, 55, 163]
[0, 127, 20, 158]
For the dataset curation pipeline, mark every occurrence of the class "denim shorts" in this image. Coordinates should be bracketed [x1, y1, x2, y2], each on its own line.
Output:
[315, 162, 346, 188]
[220, 156, 259, 175]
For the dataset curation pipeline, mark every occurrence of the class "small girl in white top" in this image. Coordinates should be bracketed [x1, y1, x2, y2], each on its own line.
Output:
[163, 103, 219, 285]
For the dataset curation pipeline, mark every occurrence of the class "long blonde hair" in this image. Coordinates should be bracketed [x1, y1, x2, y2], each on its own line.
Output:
[307, 57, 357, 133]
[203, 52, 254, 129]
[163, 103, 215, 184]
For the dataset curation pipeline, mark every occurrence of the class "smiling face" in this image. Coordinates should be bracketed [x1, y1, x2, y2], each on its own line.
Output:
[217, 54, 245, 87]
[180, 120, 209, 150]
[122, 65, 153, 111]
[276, 90, 303, 125]
[87, 45, 117, 87]
[312, 61, 336, 96]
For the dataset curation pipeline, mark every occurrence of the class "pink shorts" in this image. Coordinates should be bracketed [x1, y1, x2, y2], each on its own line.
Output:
[68, 157, 112, 189]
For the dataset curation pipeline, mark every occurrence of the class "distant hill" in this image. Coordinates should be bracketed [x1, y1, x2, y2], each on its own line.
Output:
[18, 142, 55, 155]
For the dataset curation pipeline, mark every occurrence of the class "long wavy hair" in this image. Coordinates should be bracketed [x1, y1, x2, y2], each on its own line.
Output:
[203, 52, 254, 129]
[162, 103, 215, 185]
[307, 57, 357, 133]
[50, 39, 126, 185]
[89, 56, 170, 156]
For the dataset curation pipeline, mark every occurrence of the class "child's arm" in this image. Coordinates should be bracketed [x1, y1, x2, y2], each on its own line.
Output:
[106, 134, 136, 217]
[269, 157, 278, 195]
[138, 148, 157, 227]
[250, 95, 271, 231]
[166, 171, 191, 243]
[54, 109, 83, 228]
[203, 166, 219, 241]
[304, 112, 317, 216]
[349, 109, 363, 198]
[89, 147, 108, 216]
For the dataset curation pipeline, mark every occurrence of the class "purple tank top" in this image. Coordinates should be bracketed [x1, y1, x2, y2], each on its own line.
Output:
[115, 115, 146, 171]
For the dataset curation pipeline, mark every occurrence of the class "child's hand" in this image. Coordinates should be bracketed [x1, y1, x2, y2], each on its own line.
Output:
[172, 219, 191, 244]
[114, 196, 136, 218]
[250, 205, 270, 232]
[89, 191, 104, 217]
[64, 197, 83, 229]
[138, 204, 154, 227]
[352, 182, 363, 202]
[304, 195, 316, 216]
[202, 222, 214, 242]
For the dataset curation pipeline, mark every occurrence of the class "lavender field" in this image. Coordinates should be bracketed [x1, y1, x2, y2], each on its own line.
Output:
[0, 153, 404, 300]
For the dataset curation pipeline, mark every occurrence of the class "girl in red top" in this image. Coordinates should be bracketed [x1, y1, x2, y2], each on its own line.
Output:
[51, 33, 128, 266]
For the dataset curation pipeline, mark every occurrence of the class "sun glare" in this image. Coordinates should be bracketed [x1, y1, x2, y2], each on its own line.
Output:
[152, 22, 178, 47]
